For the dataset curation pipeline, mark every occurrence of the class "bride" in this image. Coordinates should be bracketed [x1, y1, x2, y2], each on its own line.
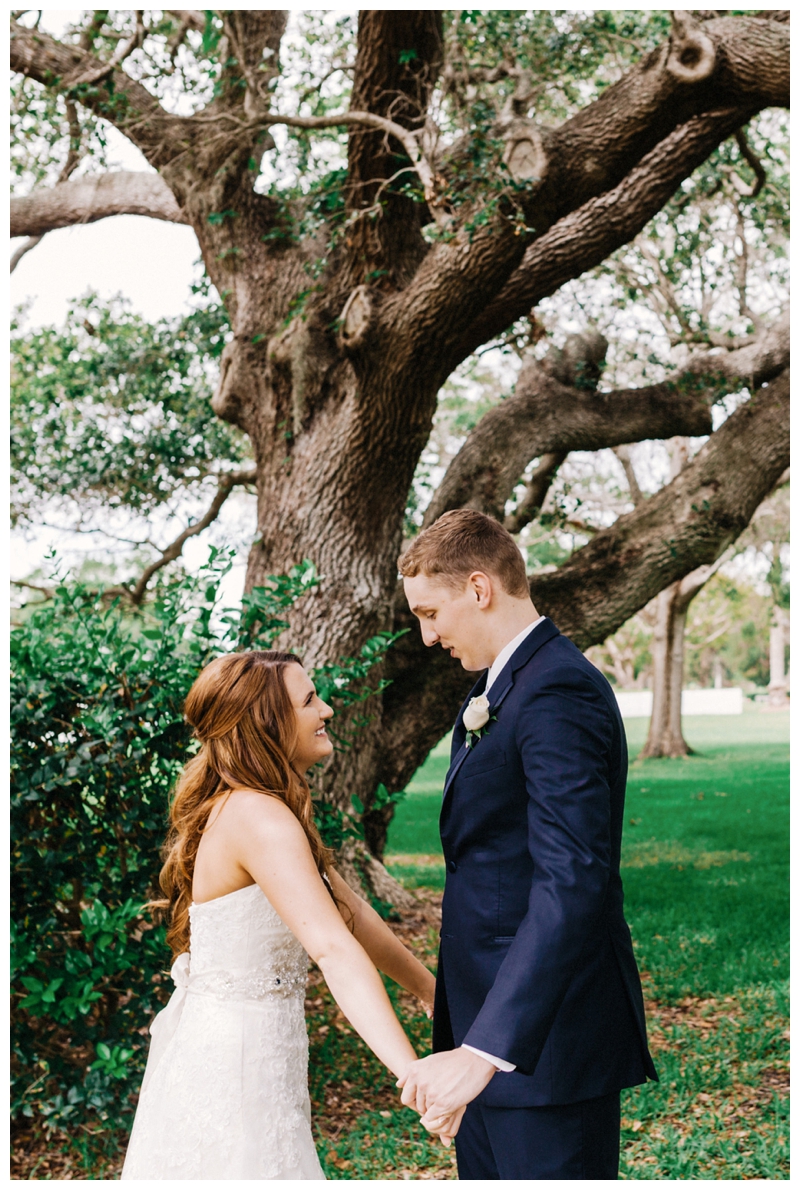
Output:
[122, 649, 457, 1179]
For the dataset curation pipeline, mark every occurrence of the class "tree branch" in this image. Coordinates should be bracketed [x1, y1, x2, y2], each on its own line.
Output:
[530, 368, 790, 648]
[348, 14, 442, 168]
[68, 10, 144, 87]
[11, 579, 57, 600]
[118, 469, 257, 605]
[11, 171, 188, 237]
[734, 127, 767, 197]
[612, 446, 645, 506]
[10, 19, 189, 170]
[377, 12, 787, 375]
[504, 452, 567, 535]
[10, 235, 44, 273]
[454, 107, 764, 365]
[425, 313, 787, 526]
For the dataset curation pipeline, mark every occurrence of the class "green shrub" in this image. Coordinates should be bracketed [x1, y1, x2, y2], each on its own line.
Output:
[11, 548, 400, 1146]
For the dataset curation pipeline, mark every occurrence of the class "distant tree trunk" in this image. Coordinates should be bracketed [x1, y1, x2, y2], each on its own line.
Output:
[641, 440, 692, 757]
[766, 604, 790, 708]
[639, 555, 728, 759]
[639, 438, 725, 760]
[712, 654, 725, 688]
[640, 580, 693, 758]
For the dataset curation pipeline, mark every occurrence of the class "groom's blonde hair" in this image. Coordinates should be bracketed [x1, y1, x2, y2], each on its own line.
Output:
[398, 509, 529, 599]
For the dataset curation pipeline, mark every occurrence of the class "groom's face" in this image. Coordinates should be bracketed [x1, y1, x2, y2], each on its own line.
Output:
[403, 571, 494, 671]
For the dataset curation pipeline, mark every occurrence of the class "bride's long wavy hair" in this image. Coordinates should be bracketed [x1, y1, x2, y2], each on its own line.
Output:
[156, 650, 334, 957]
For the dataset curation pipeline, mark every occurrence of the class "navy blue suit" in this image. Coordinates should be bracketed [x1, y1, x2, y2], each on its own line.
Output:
[433, 619, 657, 1177]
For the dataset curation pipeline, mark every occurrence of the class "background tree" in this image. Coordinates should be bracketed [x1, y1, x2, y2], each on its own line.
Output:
[11, 10, 789, 875]
[732, 476, 791, 708]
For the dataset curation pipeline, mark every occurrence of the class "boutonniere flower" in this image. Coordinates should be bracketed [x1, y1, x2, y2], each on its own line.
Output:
[462, 694, 497, 748]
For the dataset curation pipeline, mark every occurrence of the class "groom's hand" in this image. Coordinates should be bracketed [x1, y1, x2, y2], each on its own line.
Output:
[396, 1047, 496, 1118]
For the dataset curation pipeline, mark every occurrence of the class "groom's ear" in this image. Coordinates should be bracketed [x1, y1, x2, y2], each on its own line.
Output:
[468, 572, 493, 608]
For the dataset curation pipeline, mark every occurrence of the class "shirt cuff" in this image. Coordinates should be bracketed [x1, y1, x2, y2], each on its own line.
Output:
[462, 1044, 516, 1073]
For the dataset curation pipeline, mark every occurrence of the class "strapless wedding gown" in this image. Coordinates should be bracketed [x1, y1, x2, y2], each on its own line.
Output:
[122, 883, 325, 1179]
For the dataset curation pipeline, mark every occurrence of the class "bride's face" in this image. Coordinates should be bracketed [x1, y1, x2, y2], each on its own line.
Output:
[283, 663, 334, 772]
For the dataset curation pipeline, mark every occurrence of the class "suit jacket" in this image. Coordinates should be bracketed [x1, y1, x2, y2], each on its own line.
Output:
[432, 618, 658, 1107]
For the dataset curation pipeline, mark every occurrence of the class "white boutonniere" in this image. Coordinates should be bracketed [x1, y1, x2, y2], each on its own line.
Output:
[462, 694, 497, 748]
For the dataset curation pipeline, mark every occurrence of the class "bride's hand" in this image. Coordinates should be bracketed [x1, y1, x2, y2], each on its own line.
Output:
[420, 1104, 466, 1146]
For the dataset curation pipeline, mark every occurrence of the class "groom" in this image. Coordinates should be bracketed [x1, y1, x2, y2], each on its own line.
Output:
[397, 509, 657, 1179]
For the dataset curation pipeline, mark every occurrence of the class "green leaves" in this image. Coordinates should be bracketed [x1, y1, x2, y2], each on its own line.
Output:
[11, 291, 244, 526]
[207, 209, 239, 225]
[312, 630, 408, 709]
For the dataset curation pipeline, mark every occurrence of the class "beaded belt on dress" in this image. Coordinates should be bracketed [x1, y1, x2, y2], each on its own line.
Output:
[169, 955, 308, 1002]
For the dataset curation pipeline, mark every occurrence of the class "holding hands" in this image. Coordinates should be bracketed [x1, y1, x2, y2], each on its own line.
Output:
[397, 1047, 497, 1144]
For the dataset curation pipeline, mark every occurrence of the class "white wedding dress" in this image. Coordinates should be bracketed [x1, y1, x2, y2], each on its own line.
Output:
[122, 882, 325, 1180]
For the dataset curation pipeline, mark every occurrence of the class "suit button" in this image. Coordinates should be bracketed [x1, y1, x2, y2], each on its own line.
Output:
[447, 860, 457, 873]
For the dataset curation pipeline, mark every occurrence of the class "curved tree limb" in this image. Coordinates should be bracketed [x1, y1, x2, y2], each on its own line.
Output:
[368, 12, 787, 375]
[11, 171, 188, 238]
[531, 368, 790, 647]
[67, 10, 144, 87]
[734, 127, 767, 197]
[10, 235, 44, 273]
[11, 469, 257, 607]
[261, 111, 441, 206]
[425, 313, 788, 526]
[11, 98, 86, 271]
[504, 452, 567, 535]
[10, 19, 192, 169]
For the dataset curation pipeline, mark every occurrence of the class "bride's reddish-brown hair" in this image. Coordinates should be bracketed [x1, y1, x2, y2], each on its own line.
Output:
[157, 650, 333, 956]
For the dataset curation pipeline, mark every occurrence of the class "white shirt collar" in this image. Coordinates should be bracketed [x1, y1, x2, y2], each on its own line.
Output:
[483, 616, 546, 696]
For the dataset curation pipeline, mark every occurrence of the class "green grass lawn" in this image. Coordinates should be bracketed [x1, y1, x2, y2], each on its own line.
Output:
[373, 705, 789, 1179]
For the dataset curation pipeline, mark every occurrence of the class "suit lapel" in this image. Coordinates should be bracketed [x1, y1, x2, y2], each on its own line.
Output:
[441, 618, 561, 802]
[443, 671, 487, 798]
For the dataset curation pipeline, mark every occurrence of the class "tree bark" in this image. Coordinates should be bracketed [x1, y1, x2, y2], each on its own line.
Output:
[10, 172, 187, 237]
[427, 316, 788, 526]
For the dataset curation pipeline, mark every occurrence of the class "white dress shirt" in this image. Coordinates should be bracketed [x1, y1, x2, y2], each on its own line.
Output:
[461, 614, 545, 1073]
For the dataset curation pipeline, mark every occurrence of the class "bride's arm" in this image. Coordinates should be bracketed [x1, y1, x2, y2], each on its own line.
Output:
[328, 869, 436, 1013]
[231, 792, 417, 1079]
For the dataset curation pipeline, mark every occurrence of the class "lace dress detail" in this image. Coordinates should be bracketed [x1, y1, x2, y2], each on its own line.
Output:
[121, 883, 324, 1180]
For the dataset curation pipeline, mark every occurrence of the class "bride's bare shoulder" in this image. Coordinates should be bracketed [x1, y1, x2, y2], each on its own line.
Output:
[215, 788, 303, 834]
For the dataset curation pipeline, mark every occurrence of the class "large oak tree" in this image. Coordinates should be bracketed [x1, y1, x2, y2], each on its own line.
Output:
[11, 10, 789, 885]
